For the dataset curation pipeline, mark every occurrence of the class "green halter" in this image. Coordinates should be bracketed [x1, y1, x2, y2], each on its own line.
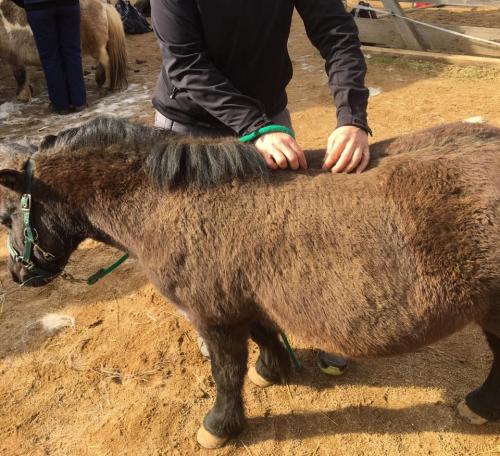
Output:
[6, 158, 129, 286]
[6, 159, 57, 279]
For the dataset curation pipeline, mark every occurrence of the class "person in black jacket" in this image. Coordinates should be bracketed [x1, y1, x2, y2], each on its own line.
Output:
[14, 0, 87, 114]
[151, 0, 371, 375]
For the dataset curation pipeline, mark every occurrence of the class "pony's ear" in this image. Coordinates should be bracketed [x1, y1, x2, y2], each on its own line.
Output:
[0, 169, 24, 193]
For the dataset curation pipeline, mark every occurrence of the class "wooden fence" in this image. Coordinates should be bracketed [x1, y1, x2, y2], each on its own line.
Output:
[354, 0, 500, 58]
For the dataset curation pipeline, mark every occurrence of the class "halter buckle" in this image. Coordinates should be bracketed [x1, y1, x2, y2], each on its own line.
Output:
[20, 258, 35, 270]
[21, 194, 32, 212]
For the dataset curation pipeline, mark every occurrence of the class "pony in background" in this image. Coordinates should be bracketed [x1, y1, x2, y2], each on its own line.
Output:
[0, 0, 128, 101]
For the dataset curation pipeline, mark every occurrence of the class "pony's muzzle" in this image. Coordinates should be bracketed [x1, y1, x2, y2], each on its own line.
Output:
[10, 260, 52, 287]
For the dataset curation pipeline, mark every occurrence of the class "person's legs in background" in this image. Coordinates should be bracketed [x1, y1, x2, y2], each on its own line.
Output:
[155, 109, 349, 375]
[26, 5, 70, 113]
[56, 2, 87, 110]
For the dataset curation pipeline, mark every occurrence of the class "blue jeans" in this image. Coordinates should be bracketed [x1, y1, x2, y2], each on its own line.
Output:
[26, 3, 86, 109]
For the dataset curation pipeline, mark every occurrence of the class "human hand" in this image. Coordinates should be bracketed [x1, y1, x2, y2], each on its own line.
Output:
[323, 126, 370, 173]
[255, 132, 307, 170]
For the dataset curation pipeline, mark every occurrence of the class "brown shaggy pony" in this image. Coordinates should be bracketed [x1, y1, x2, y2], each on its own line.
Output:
[0, 119, 499, 449]
[0, 0, 128, 102]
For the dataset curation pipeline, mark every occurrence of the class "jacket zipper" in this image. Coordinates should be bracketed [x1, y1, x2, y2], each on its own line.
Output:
[169, 87, 178, 99]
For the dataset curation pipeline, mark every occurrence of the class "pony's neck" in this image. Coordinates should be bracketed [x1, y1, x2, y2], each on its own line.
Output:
[37, 146, 156, 253]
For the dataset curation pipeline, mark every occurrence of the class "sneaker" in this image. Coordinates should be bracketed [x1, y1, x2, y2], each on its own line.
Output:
[317, 351, 349, 376]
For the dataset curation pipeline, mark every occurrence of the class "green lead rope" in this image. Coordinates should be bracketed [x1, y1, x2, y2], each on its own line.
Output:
[87, 253, 129, 285]
[239, 124, 295, 143]
[280, 332, 301, 370]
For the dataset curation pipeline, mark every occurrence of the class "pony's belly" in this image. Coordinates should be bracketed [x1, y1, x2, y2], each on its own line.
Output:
[310, 306, 471, 359]
[266, 280, 476, 360]
[0, 28, 39, 66]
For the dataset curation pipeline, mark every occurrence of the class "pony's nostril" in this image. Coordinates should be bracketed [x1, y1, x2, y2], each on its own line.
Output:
[10, 270, 21, 284]
[18, 268, 33, 285]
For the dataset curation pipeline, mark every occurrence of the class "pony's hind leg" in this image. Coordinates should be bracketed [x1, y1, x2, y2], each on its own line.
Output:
[248, 322, 291, 387]
[458, 330, 500, 423]
[12, 64, 32, 102]
[96, 46, 110, 89]
[95, 62, 106, 88]
[196, 324, 248, 449]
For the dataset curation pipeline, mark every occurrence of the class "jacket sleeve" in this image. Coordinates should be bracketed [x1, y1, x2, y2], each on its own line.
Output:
[295, 0, 371, 134]
[150, 0, 270, 136]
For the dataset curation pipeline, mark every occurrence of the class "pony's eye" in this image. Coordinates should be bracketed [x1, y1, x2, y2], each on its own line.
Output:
[0, 216, 12, 229]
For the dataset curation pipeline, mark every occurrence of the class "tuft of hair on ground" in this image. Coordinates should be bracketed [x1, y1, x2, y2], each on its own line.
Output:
[464, 116, 485, 124]
[39, 313, 75, 333]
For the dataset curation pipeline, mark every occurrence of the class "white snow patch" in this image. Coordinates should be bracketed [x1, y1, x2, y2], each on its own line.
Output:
[39, 313, 75, 333]
[2, 83, 154, 142]
[0, 102, 20, 120]
[464, 116, 485, 124]
[369, 87, 383, 97]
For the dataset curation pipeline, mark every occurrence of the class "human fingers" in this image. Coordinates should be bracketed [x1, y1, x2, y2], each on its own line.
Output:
[284, 136, 307, 169]
[323, 135, 349, 169]
[255, 135, 281, 169]
[270, 147, 289, 169]
[355, 147, 370, 174]
[344, 147, 364, 174]
[275, 141, 300, 170]
[330, 141, 356, 173]
[258, 150, 279, 169]
[255, 133, 302, 170]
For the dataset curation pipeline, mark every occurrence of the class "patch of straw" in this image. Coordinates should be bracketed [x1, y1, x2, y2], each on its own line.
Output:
[95, 367, 123, 384]
[0, 283, 25, 313]
[319, 411, 338, 426]
[473, 447, 500, 456]
[240, 441, 256, 456]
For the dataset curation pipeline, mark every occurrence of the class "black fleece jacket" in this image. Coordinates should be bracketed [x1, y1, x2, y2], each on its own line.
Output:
[151, 0, 370, 136]
[11, 0, 78, 9]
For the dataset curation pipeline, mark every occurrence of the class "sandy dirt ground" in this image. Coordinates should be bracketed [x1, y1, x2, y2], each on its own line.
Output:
[1, 8, 500, 456]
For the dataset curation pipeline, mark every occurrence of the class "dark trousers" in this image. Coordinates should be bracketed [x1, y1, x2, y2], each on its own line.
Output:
[26, 3, 86, 109]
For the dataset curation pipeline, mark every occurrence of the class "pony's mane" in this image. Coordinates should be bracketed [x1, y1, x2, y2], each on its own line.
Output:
[38, 117, 268, 189]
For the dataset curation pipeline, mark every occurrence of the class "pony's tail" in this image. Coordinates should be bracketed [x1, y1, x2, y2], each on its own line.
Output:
[104, 4, 128, 90]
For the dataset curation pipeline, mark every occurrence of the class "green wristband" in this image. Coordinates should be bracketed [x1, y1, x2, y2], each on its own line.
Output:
[239, 124, 296, 143]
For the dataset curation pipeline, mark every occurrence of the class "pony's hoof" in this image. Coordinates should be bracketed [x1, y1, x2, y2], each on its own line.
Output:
[457, 400, 488, 425]
[17, 84, 33, 102]
[248, 365, 274, 388]
[16, 91, 31, 103]
[196, 425, 228, 449]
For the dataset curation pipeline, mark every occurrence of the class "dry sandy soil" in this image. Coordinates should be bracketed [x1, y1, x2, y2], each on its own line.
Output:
[1, 7, 500, 456]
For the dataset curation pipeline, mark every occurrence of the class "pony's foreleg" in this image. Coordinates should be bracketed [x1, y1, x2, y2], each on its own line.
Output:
[248, 322, 291, 387]
[97, 46, 110, 89]
[458, 331, 500, 423]
[196, 323, 248, 449]
[12, 64, 32, 102]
